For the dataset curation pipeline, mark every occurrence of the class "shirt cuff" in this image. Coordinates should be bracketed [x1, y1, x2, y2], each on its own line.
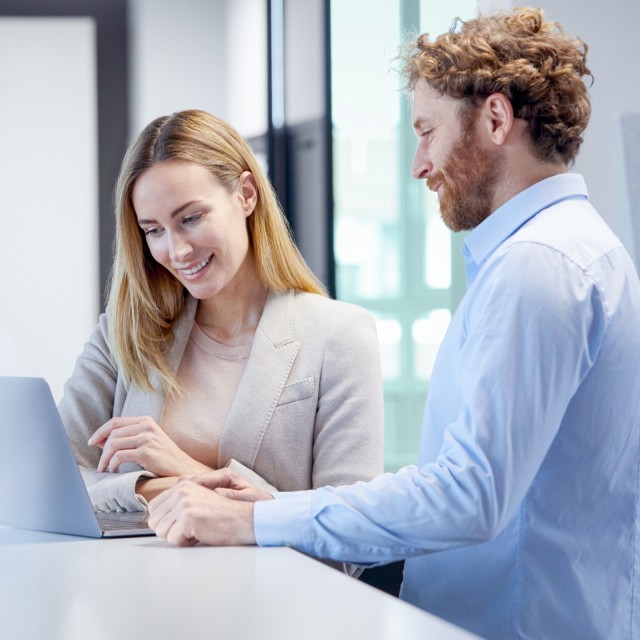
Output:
[254, 490, 315, 551]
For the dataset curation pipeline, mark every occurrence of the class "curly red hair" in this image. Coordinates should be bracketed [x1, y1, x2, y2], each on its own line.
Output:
[403, 7, 592, 165]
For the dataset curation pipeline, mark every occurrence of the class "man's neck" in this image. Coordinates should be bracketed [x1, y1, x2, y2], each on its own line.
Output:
[491, 158, 568, 213]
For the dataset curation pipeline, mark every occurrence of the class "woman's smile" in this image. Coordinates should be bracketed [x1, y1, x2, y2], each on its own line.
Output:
[177, 255, 212, 279]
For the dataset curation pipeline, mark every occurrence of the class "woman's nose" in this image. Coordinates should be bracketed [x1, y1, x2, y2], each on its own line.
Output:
[168, 232, 193, 262]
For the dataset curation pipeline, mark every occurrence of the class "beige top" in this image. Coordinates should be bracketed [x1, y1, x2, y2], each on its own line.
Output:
[161, 323, 252, 469]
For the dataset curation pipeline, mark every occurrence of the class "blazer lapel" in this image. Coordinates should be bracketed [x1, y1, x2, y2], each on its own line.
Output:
[218, 290, 300, 469]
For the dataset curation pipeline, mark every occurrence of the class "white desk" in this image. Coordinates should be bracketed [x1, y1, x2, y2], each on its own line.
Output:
[0, 527, 480, 640]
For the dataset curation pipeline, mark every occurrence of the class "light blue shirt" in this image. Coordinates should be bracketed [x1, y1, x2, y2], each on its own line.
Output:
[255, 174, 640, 639]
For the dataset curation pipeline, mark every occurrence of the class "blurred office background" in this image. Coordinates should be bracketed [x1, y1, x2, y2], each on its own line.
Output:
[1, 0, 639, 472]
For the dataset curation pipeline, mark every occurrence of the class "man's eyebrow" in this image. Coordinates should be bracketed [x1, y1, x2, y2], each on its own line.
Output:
[412, 117, 431, 131]
[137, 200, 201, 225]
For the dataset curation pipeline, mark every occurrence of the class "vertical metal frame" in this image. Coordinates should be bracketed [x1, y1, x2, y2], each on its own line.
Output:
[323, 0, 336, 296]
[267, 0, 289, 221]
[267, 0, 335, 295]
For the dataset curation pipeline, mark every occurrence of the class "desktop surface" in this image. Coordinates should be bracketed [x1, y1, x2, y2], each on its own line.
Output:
[0, 526, 481, 640]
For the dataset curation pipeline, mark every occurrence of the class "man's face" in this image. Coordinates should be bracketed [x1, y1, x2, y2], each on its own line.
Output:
[411, 79, 502, 232]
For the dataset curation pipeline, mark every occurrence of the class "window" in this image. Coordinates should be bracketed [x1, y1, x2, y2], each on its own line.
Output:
[331, 0, 476, 470]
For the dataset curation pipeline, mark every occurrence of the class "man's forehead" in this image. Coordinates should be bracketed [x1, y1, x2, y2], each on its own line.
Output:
[412, 81, 461, 127]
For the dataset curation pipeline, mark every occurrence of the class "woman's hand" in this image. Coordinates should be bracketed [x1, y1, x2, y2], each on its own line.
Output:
[190, 468, 274, 503]
[135, 476, 180, 502]
[87, 416, 210, 477]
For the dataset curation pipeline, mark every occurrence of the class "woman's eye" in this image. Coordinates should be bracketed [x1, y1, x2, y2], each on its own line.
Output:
[144, 227, 163, 238]
[183, 214, 202, 226]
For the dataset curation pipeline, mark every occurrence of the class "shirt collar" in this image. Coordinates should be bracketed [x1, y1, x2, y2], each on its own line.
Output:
[462, 173, 589, 286]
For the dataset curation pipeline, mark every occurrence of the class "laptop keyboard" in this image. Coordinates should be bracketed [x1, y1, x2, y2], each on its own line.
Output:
[96, 511, 151, 531]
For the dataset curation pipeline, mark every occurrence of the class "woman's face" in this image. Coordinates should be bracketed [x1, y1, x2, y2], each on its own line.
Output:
[132, 160, 258, 301]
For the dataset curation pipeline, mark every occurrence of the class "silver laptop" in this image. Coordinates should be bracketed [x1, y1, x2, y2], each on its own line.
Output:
[0, 376, 154, 538]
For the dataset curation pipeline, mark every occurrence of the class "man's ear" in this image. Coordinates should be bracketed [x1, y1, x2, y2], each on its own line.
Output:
[479, 93, 514, 147]
[238, 171, 258, 217]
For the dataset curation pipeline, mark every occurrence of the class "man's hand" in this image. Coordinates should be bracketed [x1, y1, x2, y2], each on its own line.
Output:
[87, 416, 210, 477]
[148, 476, 258, 547]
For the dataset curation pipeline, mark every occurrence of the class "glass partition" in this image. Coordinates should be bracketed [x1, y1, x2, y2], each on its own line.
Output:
[331, 0, 476, 470]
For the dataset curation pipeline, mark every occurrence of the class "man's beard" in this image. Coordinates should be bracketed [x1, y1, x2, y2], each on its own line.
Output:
[429, 118, 503, 232]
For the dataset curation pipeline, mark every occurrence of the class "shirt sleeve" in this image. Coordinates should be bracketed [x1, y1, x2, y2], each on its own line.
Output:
[79, 466, 155, 512]
[255, 243, 609, 565]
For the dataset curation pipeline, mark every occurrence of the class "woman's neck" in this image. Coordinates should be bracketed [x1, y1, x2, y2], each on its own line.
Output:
[195, 257, 268, 346]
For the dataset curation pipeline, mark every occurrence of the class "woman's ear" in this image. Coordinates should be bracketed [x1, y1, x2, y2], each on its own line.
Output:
[238, 171, 258, 217]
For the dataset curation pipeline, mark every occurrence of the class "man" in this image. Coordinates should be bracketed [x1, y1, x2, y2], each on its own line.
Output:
[148, 8, 640, 639]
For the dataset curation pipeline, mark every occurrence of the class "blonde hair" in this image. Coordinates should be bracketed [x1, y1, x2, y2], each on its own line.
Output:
[403, 7, 592, 165]
[108, 109, 327, 393]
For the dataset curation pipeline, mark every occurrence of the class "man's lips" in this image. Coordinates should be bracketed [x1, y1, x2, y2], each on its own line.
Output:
[427, 178, 443, 195]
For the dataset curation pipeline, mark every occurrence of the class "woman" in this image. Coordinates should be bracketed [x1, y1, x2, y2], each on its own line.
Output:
[59, 109, 383, 517]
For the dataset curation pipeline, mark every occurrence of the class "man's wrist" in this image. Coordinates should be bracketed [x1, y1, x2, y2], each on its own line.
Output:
[238, 501, 257, 545]
[253, 490, 314, 549]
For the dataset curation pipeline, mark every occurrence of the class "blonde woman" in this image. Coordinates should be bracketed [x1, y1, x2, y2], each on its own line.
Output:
[59, 110, 383, 519]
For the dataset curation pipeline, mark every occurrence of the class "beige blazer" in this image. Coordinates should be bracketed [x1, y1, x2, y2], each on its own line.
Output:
[60, 290, 384, 513]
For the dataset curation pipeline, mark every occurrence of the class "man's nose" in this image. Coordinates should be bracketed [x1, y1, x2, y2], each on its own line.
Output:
[412, 147, 432, 180]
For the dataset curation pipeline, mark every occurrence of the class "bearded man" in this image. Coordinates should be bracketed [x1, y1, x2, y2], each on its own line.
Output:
[148, 8, 640, 639]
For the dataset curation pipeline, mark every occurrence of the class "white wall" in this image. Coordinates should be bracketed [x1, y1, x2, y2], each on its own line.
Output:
[128, 0, 268, 139]
[224, 0, 269, 138]
[542, 0, 640, 263]
[0, 17, 99, 402]
[478, 0, 640, 261]
[128, 0, 228, 137]
[285, 0, 325, 126]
